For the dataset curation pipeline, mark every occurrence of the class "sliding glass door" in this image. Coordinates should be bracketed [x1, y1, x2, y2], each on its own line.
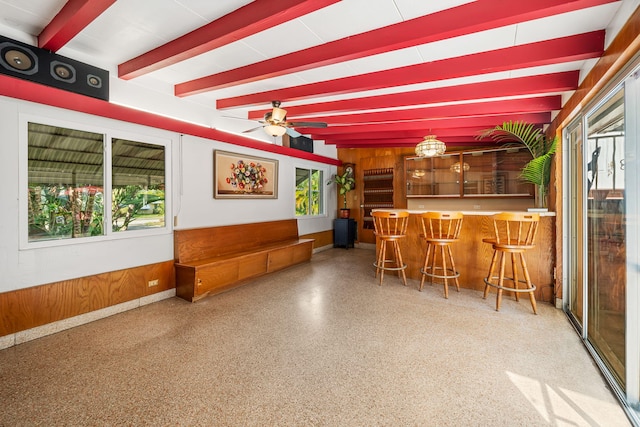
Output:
[567, 120, 584, 327]
[585, 88, 626, 385]
[566, 66, 640, 418]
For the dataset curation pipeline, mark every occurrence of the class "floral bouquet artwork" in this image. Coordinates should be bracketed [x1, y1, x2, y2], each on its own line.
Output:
[214, 150, 278, 199]
[227, 159, 268, 193]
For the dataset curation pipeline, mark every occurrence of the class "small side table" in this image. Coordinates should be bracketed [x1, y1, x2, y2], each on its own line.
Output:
[334, 218, 356, 249]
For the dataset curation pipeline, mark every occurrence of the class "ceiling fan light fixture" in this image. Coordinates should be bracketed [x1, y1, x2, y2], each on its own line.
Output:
[271, 107, 287, 123]
[415, 135, 446, 157]
[264, 124, 287, 137]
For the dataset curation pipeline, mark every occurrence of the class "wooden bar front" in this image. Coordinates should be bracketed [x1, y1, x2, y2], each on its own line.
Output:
[389, 212, 556, 303]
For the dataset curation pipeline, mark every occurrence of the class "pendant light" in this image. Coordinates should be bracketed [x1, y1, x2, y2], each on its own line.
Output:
[415, 135, 446, 157]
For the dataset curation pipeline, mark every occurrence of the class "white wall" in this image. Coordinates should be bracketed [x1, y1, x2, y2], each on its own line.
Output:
[0, 95, 338, 294]
[174, 133, 337, 235]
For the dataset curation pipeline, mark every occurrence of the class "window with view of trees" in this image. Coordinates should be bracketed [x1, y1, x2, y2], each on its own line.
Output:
[27, 122, 166, 243]
[295, 168, 323, 216]
[111, 138, 165, 233]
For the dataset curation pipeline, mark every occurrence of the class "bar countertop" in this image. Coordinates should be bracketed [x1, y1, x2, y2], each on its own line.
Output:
[373, 208, 556, 217]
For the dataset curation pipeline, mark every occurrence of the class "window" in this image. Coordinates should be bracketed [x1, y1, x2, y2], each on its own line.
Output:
[27, 121, 167, 243]
[295, 167, 323, 216]
[111, 138, 165, 233]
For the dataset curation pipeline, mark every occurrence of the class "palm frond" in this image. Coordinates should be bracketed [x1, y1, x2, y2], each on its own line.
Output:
[479, 120, 557, 190]
[477, 120, 553, 158]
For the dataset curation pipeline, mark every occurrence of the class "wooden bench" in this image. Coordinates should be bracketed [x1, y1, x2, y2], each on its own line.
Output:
[174, 219, 314, 302]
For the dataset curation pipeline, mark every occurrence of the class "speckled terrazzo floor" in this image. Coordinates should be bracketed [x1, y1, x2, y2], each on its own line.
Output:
[0, 248, 631, 426]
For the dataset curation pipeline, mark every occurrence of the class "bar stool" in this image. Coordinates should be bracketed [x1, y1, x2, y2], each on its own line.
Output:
[372, 210, 410, 286]
[418, 211, 463, 298]
[482, 212, 540, 314]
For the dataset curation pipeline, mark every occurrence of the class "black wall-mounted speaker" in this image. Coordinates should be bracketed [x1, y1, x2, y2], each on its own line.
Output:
[0, 35, 109, 101]
[288, 135, 314, 153]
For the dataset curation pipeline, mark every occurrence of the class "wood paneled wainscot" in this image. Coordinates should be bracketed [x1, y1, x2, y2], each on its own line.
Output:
[174, 219, 314, 302]
[382, 211, 556, 303]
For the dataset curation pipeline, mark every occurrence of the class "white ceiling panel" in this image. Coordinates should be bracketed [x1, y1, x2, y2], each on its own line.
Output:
[513, 3, 622, 45]
[393, 0, 477, 20]
[298, 0, 402, 42]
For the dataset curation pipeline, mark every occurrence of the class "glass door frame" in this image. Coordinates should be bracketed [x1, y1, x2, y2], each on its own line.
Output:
[624, 67, 640, 412]
[563, 60, 640, 420]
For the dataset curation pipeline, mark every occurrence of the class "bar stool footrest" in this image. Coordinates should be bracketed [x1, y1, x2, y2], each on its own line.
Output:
[421, 266, 459, 280]
[373, 260, 408, 272]
[483, 277, 537, 292]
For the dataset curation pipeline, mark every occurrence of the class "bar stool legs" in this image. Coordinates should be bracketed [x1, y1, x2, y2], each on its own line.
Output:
[418, 212, 463, 298]
[419, 242, 460, 298]
[482, 212, 539, 314]
[375, 238, 407, 286]
[483, 250, 537, 314]
[372, 210, 410, 286]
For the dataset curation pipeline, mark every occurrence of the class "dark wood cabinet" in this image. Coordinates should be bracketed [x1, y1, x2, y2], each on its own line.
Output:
[334, 218, 356, 249]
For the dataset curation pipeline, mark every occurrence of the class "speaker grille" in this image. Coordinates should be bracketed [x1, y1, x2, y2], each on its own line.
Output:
[0, 35, 108, 101]
[50, 60, 76, 83]
[0, 42, 38, 74]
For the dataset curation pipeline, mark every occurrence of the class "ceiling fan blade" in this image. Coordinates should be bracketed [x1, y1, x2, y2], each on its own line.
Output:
[288, 121, 327, 128]
[285, 127, 302, 138]
[242, 126, 264, 133]
[221, 115, 250, 120]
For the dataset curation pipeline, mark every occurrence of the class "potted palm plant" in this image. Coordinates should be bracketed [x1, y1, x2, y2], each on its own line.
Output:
[479, 121, 557, 209]
[328, 170, 356, 218]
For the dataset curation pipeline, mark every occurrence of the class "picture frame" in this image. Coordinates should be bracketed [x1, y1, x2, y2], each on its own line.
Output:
[214, 150, 278, 199]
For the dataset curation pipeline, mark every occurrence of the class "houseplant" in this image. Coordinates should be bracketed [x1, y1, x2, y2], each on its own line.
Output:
[328, 170, 355, 218]
[479, 120, 557, 208]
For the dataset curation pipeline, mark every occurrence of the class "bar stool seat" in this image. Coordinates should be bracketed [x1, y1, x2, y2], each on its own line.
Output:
[418, 211, 463, 298]
[482, 212, 540, 314]
[372, 210, 410, 286]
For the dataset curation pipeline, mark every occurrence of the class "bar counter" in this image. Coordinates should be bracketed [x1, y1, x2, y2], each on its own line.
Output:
[374, 210, 556, 303]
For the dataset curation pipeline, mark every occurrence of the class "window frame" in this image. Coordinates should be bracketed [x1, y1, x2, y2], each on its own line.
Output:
[294, 165, 327, 218]
[19, 114, 172, 249]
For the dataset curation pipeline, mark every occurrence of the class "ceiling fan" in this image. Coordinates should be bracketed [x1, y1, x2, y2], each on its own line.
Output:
[243, 101, 327, 138]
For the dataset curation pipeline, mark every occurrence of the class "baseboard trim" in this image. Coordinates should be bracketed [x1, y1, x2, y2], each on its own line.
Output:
[0, 289, 176, 350]
[313, 243, 334, 253]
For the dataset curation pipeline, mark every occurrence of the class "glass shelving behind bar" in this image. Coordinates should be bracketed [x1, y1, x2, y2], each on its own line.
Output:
[405, 147, 535, 199]
[406, 155, 459, 197]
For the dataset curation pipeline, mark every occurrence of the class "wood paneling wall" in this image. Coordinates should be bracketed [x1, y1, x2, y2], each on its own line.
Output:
[0, 261, 174, 337]
[302, 229, 333, 249]
[338, 147, 414, 243]
[399, 214, 556, 302]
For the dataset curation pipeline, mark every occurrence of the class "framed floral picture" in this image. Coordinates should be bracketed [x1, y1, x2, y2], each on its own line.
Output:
[214, 150, 278, 199]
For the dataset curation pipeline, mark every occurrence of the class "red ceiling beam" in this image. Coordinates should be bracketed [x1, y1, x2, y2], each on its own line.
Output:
[38, 0, 116, 51]
[118, 0, 338, 80]
[249, 72, 577, 119]
[331, 138, 431, 145]
[177, 0, 616, 95]
[330, 137, 486, 146]
[290, 96, 561, 125]
[218, 31, 602, 109]
[323, 128, 490, 143]
[303, 112, 551, 136]
[334, 139, 497, 149]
